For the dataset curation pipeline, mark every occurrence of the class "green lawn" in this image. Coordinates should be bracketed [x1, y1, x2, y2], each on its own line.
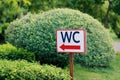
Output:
[74, 53, 120, 80]
[73, 29, 120, 80]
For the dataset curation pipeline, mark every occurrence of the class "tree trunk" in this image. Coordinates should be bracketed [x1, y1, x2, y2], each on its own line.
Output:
[104, 0, 111, 28]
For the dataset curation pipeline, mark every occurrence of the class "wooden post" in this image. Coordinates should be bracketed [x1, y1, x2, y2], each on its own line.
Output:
[70, 53, 74, 80]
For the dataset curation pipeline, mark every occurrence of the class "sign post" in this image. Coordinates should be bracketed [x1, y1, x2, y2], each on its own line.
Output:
[56, 29, 86, 80]
[70, 53, 74, 80]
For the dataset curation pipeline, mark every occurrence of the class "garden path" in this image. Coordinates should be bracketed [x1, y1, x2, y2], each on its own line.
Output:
[113, 41, 120, 52]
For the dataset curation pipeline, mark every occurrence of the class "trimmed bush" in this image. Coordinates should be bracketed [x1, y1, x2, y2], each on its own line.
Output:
[0, 60, 70, 80]
[0, 43, 35, 62]
[5, 8, 115, 67]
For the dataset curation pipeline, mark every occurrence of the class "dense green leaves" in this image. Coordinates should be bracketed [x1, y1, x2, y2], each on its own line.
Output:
[0, 43, 35, 62]
[5, 12, 69, 68]
[6, 8, 115, 67]
[0, 0, 31, 43]
[0, 0, 30, 23]
[0, 60, 70, 80]
[112, 0, 120, 15]
[29, 0, 65, 13]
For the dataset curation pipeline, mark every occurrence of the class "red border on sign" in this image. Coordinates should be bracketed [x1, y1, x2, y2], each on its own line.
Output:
[56, 29, 86, 54]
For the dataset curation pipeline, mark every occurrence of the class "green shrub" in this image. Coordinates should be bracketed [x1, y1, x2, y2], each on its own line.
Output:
[0, 60, 70, 80]
[114, 16, 120, 38]
[0, 43, 35, 62]
[5, 8, 115, 67]
[5, 13, 69, 68]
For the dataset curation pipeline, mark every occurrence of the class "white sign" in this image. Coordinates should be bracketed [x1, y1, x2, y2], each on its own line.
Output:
[56, 30, 86, 53]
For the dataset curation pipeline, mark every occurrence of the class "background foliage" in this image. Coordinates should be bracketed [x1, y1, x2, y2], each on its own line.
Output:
[0, 0, 31, 43]
[0, 0, 120, 43]
[28, 0, 120, 38]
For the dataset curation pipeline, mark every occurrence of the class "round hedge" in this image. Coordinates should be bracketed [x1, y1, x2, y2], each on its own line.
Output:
[5, 8, 115, 67]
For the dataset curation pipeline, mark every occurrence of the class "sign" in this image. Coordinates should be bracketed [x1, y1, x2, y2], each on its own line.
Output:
[56, 29, 86, 53]
[56, 29, 86, 80]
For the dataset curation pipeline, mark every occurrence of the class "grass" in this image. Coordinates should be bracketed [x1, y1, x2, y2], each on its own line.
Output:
[74, 52, 120, 80]
[110, 32, 120, 42]
[108, 30, 120, 42]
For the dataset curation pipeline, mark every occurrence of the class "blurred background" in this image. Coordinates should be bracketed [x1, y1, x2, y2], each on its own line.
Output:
[0, 0, 120, 44]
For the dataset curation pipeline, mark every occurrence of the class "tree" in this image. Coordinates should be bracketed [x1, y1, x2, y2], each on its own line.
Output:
[29, 0, 66, 13]
[64, 0, 120, 38]
[112, 0, 120, 15]
[104, 0, 112, 28]
[110, 0, 120, 37]
[0, 0, 31, 43]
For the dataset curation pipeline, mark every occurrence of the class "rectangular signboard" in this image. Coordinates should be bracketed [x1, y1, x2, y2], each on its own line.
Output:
[56, 29, 86, 53]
